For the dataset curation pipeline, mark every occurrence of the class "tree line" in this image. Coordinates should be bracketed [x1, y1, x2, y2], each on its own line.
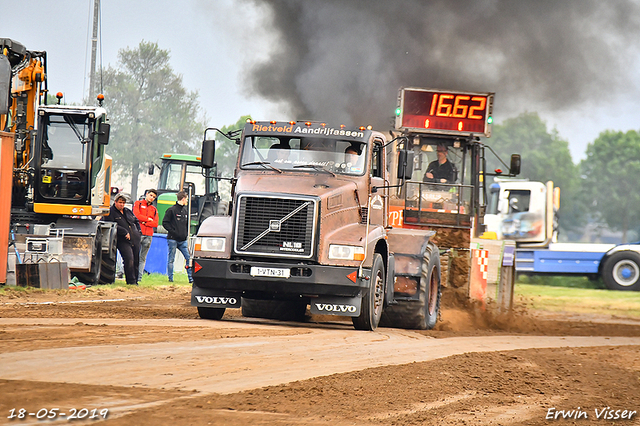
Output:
[488, 112, 640, 243]
[100, 42, 639, 243]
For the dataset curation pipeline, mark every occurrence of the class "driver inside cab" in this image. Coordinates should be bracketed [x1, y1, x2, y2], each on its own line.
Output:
[268, 143, 290, 163]
[344, 145, 364, 173]
[423, 143, 455, 184]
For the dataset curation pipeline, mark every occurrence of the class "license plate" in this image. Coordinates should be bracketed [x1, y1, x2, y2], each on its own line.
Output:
[250, 267, 291, 278]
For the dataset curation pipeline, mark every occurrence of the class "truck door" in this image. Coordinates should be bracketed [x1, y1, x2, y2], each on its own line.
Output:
[369, 138, 387, 227]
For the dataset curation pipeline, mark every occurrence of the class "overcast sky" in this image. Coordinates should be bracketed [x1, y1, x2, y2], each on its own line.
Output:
[2, 0, 639, 162]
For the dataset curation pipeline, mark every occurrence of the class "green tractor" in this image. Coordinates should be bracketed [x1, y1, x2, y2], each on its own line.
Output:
[150, 153, 227, 233]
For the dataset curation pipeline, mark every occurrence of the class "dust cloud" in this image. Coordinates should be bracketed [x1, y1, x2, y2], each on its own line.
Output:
[244, 0, 640, 128]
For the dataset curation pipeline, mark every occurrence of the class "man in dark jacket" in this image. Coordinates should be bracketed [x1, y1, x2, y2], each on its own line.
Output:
[104, 193, 142, 285]
[423, 143, 455, 184]
[162, 191, 193, 283]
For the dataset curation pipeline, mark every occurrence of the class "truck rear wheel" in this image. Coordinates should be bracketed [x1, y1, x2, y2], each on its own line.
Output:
[241, 298, 307, 322]
[352, 253, 385, 331]
[380, 242, 441, 330]
[602, 251, 640, 291]
[197, 307, 225, 320]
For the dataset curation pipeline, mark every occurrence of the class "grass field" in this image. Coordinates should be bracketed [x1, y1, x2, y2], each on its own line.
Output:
[116, 272, 192, 288]
[0, 272, 192, 293]
[515, 283, 640, 318]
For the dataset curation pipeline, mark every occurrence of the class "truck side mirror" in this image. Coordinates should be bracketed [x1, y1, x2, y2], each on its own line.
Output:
[397, 150, 415, 180]
[97, 122, 110, 145]
[510, 154, 521, 176]
[201, 139, 215, 169]
[148, 164, 154, 175]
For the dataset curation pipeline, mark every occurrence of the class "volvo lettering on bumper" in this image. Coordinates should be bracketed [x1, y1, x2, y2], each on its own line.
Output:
[192, 295, 241, 308]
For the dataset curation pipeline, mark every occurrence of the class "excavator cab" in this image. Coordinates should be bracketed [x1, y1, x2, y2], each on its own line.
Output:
[23, 105, 111, 217]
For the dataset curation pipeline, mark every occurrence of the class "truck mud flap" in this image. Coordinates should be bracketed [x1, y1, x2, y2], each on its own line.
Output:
[191, 286, 241, 308]
[310, 295, 361, 317]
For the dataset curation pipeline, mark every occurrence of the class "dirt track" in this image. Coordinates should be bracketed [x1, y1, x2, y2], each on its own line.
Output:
[1, 286, 639, 425]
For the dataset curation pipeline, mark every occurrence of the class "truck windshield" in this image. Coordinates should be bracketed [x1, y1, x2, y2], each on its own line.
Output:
[158, 162, 183, 191]
[240, 136, 366, 176]
[390, 142, 475, 228]
[38, 114, 90, 201]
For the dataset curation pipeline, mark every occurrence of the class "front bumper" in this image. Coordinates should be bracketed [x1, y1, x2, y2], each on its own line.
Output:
[192, 257, 368, 299]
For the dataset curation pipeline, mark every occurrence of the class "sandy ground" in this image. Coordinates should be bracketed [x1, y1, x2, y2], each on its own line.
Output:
[0, 285, 639, 425]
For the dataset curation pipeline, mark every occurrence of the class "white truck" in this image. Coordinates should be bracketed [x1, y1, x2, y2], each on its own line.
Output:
[486, 179, 640, 291]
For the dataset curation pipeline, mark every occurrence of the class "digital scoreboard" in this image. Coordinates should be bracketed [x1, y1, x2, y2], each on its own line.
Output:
[395, 88, 494, 137]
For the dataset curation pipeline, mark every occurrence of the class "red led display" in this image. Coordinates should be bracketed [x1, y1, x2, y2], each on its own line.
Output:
[396, 88, 494, 137]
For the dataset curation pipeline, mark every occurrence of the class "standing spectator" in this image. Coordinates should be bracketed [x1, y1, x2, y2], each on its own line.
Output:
[133, 189, 158, 284]
[162, 191, 193, 283]
[104, 193, 142, 285]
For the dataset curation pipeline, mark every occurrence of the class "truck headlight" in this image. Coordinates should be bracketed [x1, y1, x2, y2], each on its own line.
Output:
[328, 244, 365, 261]
[195, 237, 226, 252]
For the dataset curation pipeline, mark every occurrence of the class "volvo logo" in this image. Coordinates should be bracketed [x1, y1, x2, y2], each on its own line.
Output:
[269, 220, 281, 232]
[314, 303, 357, 313]
[195, 296, 237, 305]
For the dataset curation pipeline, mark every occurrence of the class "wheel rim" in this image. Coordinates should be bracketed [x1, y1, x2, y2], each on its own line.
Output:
[373, 269, 384, 316]
[427, 267, 438, 315]
[612, 260, 640, 286]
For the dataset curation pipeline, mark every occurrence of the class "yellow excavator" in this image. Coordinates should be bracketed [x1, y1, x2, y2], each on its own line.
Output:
[1, 38, 117, 285]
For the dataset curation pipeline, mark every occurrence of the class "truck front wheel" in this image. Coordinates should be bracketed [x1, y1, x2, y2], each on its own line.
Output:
[602, 251, 640, 291]
[352, 253, 385, 331]
[421, 244, 441, 329]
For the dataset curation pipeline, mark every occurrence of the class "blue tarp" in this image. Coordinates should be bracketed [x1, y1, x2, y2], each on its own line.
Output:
[144, 233, 168, 275]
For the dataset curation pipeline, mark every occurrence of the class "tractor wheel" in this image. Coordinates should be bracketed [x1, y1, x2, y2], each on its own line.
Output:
[602, 251, 640, 291]
[352, 253, 385, 331]
[380, 242, 441, 330]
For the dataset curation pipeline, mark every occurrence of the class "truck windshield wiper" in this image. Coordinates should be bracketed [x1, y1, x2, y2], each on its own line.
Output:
[293, 164, 336, 177]
[241, 161, 282, 173]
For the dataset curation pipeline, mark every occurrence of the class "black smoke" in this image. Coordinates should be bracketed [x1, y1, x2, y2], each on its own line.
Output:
[244, 0, 640, 129]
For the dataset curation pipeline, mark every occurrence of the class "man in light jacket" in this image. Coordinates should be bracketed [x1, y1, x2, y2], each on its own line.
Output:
[133, 189, 158, 283]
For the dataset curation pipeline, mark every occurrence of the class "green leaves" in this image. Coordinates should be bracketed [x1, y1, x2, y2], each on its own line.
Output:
[580, 129, 640, 241]
[100, 41, 205, 196]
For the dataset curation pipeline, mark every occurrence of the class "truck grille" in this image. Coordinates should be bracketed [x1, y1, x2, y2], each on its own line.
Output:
[235, 195, 317, 258]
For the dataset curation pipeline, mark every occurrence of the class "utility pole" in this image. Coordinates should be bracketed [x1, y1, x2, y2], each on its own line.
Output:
[88, 0, 100, 102]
